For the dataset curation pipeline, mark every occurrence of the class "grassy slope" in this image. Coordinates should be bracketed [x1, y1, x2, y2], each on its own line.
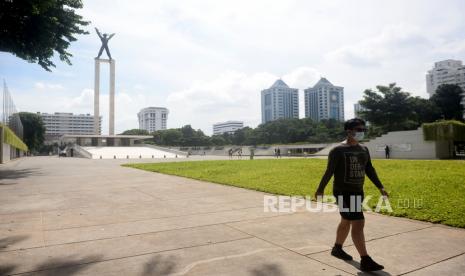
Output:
[124, 159, 465, 228]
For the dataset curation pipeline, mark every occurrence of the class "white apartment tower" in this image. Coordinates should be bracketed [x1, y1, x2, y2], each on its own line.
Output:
[304, 78, 344, 122]
[426, 59, 465, 110]
[213, 121, 244, 135]
[354, 102, 367, 117]
[38, 112, 102, 141]
[138, 107, 168, 133]
[261, 79, 299, 124]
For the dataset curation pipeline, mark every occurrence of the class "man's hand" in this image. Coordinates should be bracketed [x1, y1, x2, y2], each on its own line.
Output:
[380, 188, 389, 198]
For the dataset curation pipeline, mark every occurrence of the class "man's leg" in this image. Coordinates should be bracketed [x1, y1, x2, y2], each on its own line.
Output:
[335, 217, 350, 245]
[105, 46, 112, 59]
[350, 219, 367, 256]
[331, 217, 353, 260]
[97, 46, 104, 58]
[351, 219, 384, 271]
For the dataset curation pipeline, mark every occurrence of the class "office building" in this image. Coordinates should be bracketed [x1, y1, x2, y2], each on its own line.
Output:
[261, 79, 299, 124]
[426, 59, 465, 113]
[304, 77, 344, 122]
[213, 121, 244, 135]
[354, 102, 367, 117]
[39, 112, 101, 142]
[138, 107, 168, 133]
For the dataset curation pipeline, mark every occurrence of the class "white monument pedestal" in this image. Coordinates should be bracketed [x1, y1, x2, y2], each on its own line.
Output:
[94, 58, 115, 135]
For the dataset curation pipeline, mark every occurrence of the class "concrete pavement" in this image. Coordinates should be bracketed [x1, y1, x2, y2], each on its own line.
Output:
[0, 156, 464, 275]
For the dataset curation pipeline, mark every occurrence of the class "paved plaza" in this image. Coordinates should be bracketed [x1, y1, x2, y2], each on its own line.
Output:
[0, 157, 464, 275]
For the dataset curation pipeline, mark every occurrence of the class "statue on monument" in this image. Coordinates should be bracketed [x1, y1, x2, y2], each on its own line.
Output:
[95, 28, 115, 60]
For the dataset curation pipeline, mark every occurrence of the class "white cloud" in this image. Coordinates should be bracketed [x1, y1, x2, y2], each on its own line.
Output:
[34, 82, 64, 91]
[4, 0, 465, 136]
[326, 25, 433, 67]
[167, 67, 321, 134]
[63, 89, 147, 134]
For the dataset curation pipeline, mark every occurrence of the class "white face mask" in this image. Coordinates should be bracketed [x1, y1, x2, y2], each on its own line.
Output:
[354, 131, 365, 141]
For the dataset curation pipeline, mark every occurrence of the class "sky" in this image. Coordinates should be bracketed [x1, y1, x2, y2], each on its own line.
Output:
[1, 0, 465, 135]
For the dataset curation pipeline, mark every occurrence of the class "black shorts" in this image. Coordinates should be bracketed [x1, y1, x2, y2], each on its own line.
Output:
[333, 190, 365, 220]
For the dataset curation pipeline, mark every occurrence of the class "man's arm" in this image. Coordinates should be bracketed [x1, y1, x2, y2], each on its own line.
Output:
[365, 148, 388, 195]
[315, 148, 338, 196]
[108, 33, 115, 40]
[95, 28, 102, 39]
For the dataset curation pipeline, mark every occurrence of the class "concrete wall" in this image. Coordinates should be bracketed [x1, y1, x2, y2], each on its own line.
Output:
[2, 143, 11, 163]
[362, 127, 446, 159]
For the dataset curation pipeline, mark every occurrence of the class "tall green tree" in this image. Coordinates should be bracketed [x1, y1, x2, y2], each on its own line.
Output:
[359, 83, 418, 132]
[18, 112, 45, 152]
[410, 96, 441, 124]
[431, 84, 464, 121]
[0, 0, 89, 71]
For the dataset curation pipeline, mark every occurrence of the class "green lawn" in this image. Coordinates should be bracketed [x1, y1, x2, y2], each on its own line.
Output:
[123, 159, 465, 228]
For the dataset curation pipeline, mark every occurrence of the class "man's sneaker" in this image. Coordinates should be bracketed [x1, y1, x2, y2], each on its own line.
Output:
[331, 246, 353, 261]
[360, 256, 384, 271]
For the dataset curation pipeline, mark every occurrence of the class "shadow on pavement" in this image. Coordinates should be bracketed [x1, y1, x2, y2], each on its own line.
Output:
[0, 168, 42, 184]
[0, 235, 29, 250]
[0, 264, 16, 276]
[250, 263, 284, 276]
[344, 260, 392, 276]
[142, 255, 177, 275]
[26, 254, 103, 276]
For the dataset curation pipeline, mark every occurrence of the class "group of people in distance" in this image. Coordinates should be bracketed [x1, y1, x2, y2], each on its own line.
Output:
[228, 148, 243, 159]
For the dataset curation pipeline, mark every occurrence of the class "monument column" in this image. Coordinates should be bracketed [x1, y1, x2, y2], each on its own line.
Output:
[109, 59, 115, 135]
[94, 58, 100, 135]
[94, 27, 116, 136]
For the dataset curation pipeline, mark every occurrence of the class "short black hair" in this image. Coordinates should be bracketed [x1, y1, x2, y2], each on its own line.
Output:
[344, 118, 366, 131]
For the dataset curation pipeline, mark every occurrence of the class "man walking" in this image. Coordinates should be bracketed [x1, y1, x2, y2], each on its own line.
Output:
[314, 118, 388, 272]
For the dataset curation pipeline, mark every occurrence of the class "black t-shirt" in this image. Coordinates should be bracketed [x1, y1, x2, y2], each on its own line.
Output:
[317, 143, 384, 193]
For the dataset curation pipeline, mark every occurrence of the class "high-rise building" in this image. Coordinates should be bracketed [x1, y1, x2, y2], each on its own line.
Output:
[138, 107, 168, 133]
[304, 78, 344, 122]
[261, 79, 299, 124]
[213, 121, 244, 135]
[426, 59, 465, 110]
[38, 112, 101, 141]
[354, 102, 367, 117]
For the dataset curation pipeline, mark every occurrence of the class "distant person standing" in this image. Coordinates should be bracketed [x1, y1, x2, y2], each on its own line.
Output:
[228, 149, 233, 160]
[250, 148, 255, 160]
[384, 145, 390, 159]
[277, 148, 281, 158]
[238, 148, 242, 159]
[274, 148, 278, 158]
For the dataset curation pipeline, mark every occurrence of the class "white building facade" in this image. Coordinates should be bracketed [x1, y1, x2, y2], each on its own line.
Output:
[138, 107, 168, 133]
[304, 78, 344, 122]
[354, 102, 367, 117]
[213, 121, 244, 135]
[261, 79, 299, 124]
[426, 59, 465, 110]
[39, 112, 101, 142]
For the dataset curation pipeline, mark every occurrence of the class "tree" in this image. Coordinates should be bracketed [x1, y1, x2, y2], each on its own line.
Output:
[19, 112, 45, 152]
[359, 83, 418, 133]
[0, 0, 89, 71]
[431, 84, 464, 121]
[410, 96, 441, 124]
[120, 129, 149, 135]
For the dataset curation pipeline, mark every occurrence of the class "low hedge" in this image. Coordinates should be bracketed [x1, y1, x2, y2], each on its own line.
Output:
[422, 120, 465, 141]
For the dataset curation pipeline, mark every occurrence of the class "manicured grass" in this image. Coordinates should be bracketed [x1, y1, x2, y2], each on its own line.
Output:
[123, 159, 465, 228]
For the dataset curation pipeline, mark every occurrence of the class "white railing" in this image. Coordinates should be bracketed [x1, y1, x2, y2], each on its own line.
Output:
[72, 144, 93, 158]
